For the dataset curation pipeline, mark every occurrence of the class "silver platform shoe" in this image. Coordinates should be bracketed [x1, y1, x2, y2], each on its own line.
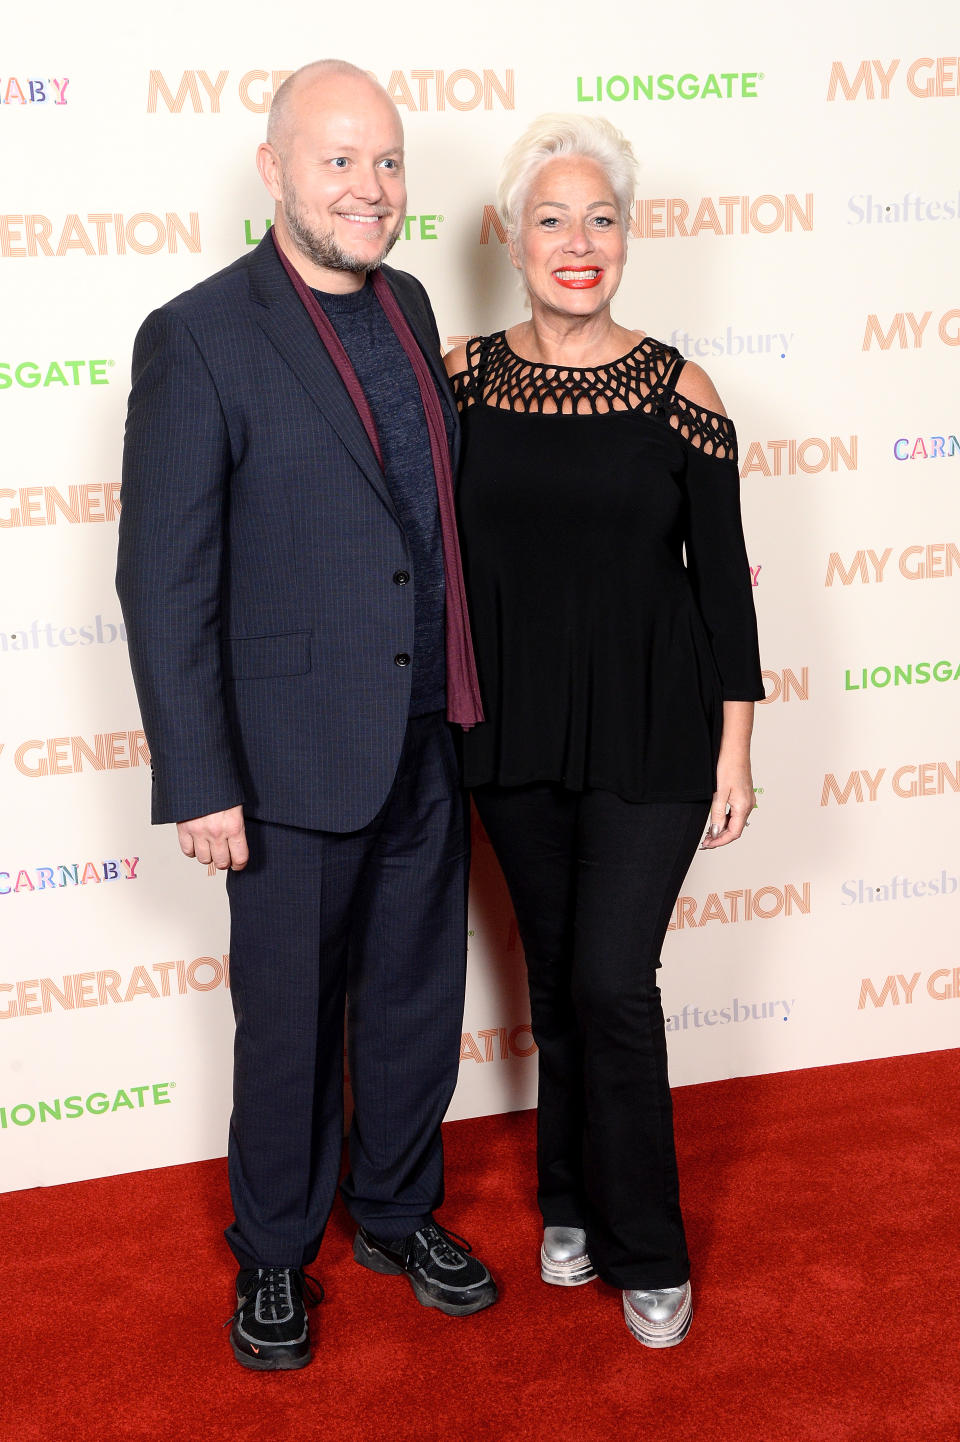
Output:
[622, 1282, 692, 1348]
[540, 1226, 596, 1286]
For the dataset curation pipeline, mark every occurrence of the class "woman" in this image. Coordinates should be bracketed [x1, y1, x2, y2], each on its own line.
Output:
[444, 115, 763, 1347]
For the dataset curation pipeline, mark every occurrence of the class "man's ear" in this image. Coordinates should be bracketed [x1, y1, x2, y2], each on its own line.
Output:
[257, 143, 283, 203]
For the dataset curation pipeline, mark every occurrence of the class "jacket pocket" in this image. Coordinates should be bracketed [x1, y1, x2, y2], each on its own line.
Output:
[223, 631, 311, 679]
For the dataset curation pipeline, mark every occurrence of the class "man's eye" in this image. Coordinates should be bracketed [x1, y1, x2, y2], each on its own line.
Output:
[331, 157, 349, 169]
[380, 158, 398, 170]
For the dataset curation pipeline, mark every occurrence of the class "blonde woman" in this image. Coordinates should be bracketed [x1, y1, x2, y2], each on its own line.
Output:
[445, 115, 762, 1346]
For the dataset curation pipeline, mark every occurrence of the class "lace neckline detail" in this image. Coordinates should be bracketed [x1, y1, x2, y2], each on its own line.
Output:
[450, 331, 736, 458]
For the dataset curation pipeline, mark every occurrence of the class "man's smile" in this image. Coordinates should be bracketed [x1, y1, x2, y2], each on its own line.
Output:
[335, 211, 388, 225]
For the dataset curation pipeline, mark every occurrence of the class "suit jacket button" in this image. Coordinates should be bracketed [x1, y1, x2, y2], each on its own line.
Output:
[394, 652, 411, 667]
[393, 570, 410, 585]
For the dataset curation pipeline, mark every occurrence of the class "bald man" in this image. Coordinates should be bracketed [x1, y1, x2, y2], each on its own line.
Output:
[117, 60, 496, 1370]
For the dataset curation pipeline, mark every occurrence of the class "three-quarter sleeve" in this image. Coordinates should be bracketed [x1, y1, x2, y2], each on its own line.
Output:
[679, 418, 764, 702]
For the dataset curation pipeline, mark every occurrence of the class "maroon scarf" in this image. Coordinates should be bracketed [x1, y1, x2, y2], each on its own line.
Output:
[271, 229, 483, 728]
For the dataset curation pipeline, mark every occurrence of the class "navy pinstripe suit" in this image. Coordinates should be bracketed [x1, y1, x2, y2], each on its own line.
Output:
[117, 234, 469, 1267]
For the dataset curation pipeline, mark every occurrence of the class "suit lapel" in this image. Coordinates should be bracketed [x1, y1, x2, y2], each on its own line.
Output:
[245, 236, 462, 501]
[247, 238, 399, 520]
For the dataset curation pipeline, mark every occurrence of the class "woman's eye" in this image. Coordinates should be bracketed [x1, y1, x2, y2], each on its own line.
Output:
[592, 215, 614, 228]
[538, 217, 560, 228]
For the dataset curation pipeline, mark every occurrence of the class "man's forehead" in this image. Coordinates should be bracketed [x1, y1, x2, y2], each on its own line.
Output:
[291, 106, 402, 146]
[294, 76, 399, 121]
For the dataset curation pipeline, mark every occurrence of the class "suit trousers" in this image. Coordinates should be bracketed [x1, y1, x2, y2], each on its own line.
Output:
[224, 711, 469, 1270]
[472, 783, 707, 1290]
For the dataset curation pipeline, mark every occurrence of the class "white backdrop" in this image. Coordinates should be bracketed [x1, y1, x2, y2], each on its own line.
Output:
[2, 1, 958, 1191]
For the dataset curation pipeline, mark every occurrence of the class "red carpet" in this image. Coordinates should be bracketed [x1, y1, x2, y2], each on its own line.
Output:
[4, 1050, 959, 1442]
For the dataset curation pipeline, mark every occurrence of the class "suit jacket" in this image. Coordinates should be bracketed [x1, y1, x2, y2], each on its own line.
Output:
[116, 233, 459, 832]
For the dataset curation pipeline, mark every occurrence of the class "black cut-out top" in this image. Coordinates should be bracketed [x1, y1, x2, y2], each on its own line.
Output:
[450, 331, 764, 802]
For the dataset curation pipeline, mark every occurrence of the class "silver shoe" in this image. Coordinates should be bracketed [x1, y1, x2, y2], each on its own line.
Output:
[540, 1226, 596, 1287]
[622, 1282, 692, 1348]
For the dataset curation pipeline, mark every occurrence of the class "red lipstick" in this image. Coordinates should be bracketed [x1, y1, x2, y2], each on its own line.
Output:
[552, 267, 604, 289]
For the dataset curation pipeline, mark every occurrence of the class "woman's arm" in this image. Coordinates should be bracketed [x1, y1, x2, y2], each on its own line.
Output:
[673, 360, 761, 850]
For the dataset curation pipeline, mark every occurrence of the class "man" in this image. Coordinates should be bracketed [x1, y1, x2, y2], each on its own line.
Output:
[117, 59, 495, 1372]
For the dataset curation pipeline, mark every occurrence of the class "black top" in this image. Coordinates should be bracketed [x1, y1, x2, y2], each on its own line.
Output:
[314, 281, 446, 715]
[451, 331, 764, 803]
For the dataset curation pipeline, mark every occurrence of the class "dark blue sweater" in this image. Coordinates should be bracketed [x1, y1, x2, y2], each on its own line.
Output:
[314, 280, 446, 715]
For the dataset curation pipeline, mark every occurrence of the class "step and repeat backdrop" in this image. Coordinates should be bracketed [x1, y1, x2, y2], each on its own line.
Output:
[2, 3, 957, 1190]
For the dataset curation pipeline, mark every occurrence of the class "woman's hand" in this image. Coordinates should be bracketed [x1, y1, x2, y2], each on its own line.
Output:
[701, 701, 756, 849]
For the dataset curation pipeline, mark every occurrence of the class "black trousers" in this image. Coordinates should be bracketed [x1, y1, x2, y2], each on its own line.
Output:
[473, 784, 707, 1290]
[224, 712, 469, 1270]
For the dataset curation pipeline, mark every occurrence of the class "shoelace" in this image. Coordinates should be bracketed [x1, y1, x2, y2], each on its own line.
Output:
[413, 1221, 474, 1267]
[223, 1266, 324, 1328]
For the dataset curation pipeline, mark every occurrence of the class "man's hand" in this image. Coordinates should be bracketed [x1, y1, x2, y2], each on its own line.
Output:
[176, 806, 248, 871]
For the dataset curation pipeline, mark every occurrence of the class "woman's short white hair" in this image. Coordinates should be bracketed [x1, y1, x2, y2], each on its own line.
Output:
[497, 113, 638, 239]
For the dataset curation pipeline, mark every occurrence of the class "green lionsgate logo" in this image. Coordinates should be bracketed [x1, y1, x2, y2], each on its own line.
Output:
[0, 1082, 174, 1130]
[576, 69, 763, 103]
[243, 215, 444, 247]
[845, 660, 960, 691]
[0, 359, 114, 390]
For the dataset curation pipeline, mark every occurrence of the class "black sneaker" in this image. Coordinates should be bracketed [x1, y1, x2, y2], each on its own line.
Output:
[226, 1266, 323, 1370]
[353, 1220, 498, 1316]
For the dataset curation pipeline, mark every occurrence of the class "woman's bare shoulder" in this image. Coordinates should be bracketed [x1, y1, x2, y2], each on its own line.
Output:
[443, 342, 469, 379]
[672, 358, 728, 417]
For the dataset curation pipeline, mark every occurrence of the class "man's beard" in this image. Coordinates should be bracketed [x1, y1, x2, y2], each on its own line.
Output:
[282, 180, 403, 275]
